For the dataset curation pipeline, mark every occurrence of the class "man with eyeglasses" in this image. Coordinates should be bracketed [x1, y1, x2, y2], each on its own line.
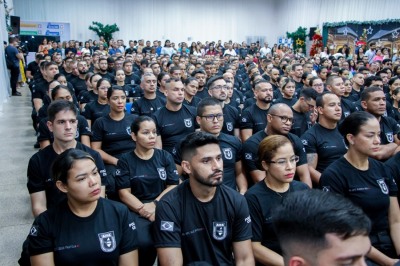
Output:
[242, 103, 311, 187]
[173, 98, 247, 193]
[153, 78, 197, 154]
[301, 92, 347, 185]
[207, 76, 240, 138]
[240, 79, 274, 142]
[131, 73, 165, 116]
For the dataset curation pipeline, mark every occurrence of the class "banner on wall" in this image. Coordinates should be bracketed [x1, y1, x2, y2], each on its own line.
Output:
[19, 20, 71, 42]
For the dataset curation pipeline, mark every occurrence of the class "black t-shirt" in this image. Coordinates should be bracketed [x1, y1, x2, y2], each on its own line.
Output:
[115, 149, 179, 202]
[385, 153, 400, 202]
[37, 114, 91, 143]
[28, 198, 138, 265]
[82, 101, 110, 124]
[32, 79, 51, 100]
[79, 90, 98, 105]
[196, 88, 210, 99]
[99, 72, 115, 82]
[273, 97, 297, 107]
[379, 116, 400, 145]
[340, 98, 356, 120]
[222, 104, 240, 135]
[27, 61, 40, 79]
[242, 130, 307, 173]
[27, 143, 107, 209]
[290, 108, 312, 137]
[320, 157, 397, 234]
[70, 76, 87, 97]
[301, 123, 347, 173]
[91, 114, 137, 157]
[183, 96, 201, 107]
[152, 105, 197, 154]
[130, 96, 166, 116]
[124, 73, 141, 87]
[240, 104, 269, 134]
[154, 180, 252, 265]
[245, 180, 309, 254]
[173, 133, 242, 190]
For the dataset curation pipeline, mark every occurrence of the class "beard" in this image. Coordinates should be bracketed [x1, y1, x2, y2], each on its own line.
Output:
[79, 69, 89, 75]
[192, 168, 223, 187]
[262, 97, 272, 104]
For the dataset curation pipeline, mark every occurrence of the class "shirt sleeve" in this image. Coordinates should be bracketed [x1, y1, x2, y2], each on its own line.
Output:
[240, 109, 254, 130]
[115, 155, 132, 190]
[291, 134, 308, 166]
[242, 140, 259, 172]
[153, 197, 182, 248]
[119, 206, 139, 254]
[91, 119, 104, 142]
[301, 130, 317, 154]
[37, 119, 51, 142]
[319, 166, 347, 195]
[78, 116, 92, 137]
[27, 155, 45, 194]
[164, 152, 180, 185]
[232, 195, 252, 242]
[245, 193, 263, 242]
[28, 212, 54, 256]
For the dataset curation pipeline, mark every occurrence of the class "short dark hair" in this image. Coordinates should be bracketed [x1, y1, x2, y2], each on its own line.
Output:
[206, 75, 224, 89]
[107, 85, 125, 99]
[130, 116, 154, 135]
[316, 92, 335, 108]
[273, 190, 371, 262]
[51, 84, 71, 100]
[47, 100, 77, 122]
[196, 97, 221, 116]
[360, 86, 383, 102]
[299, 87, 318, 101]
[181, 132, 219, 161]
[339, 111, 376, 145]
[191, 68, 206, 77]
[52, 149, 95, 184]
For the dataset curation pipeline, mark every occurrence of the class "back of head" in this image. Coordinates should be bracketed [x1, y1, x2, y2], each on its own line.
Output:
[273, 190, 370, 263]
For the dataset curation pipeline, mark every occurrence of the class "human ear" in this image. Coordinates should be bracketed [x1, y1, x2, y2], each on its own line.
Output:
[181, 160, 191, 175]
[55, 180, 68, 193]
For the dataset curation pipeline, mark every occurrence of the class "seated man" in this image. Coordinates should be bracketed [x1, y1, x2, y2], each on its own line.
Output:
[154, 132, 254, 265]
[273, 190, 372, 266]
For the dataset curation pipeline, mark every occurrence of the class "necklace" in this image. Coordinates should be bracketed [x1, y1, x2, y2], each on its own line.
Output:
[274, 186, 291, 198]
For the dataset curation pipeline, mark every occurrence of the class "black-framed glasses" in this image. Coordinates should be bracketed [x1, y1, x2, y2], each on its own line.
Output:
[200, 113, 224, 121]
[268, 155, 299, 167]
[210, 85, 228, 91]
[269, 114, 294, 124]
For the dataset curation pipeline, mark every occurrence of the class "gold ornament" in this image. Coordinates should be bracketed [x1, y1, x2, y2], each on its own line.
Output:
[296, 38, 304, 46]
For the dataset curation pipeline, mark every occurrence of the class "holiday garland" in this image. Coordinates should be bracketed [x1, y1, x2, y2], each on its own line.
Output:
[286, 27, 307, 51]
[2, 0, 13, 33]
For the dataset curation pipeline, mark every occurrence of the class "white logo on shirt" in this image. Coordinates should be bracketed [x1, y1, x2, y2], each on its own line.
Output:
[245, 216, 251, 224]
[223, 148, 233, 160]
[161, 221, 174, 231]
[184, 118, 192, 128]
[245, 153, 252, 160]
[157, 168, 167, 180]
[377, 179, 389, 195]
[385, 132, 394, 143]
[129, 222, 136, 230]
[98, 231, 116, 253]
[226, 122, 233, 132]
[213, 221, 227, 240]
[30, 226, 38, 236]
[126, 126, 131, 135]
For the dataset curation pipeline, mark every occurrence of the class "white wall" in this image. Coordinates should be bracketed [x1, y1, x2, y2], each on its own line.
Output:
[12, 0, 278, 44]
[11, 0, 400, 45]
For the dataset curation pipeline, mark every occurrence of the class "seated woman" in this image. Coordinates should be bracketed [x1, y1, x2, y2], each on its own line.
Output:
[82, 78, 111, 128]
[91, 86, 138, 200]
[245, 135, 309, 266]
[320, 111, 400, 265]
[274, 78, 297, 107]
[116, 116, 179, 266]
[28, 149, 138, 266]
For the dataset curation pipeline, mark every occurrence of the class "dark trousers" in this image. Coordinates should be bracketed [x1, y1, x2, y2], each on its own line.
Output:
[10, 66, 20, 94]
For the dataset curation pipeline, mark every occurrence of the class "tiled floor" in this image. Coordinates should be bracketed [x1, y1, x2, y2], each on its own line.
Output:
[0, 85, 36, 265]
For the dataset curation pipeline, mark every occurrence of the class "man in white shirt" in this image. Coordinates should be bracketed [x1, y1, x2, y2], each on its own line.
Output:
[259, 42, 271, 57]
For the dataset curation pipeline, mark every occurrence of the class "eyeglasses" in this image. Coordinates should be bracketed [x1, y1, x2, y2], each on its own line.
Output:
[268, 155, 299, 167]
[269, 114, 294, 124]
[200, 113, 224, 121]
[210, 85, 228, 91]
